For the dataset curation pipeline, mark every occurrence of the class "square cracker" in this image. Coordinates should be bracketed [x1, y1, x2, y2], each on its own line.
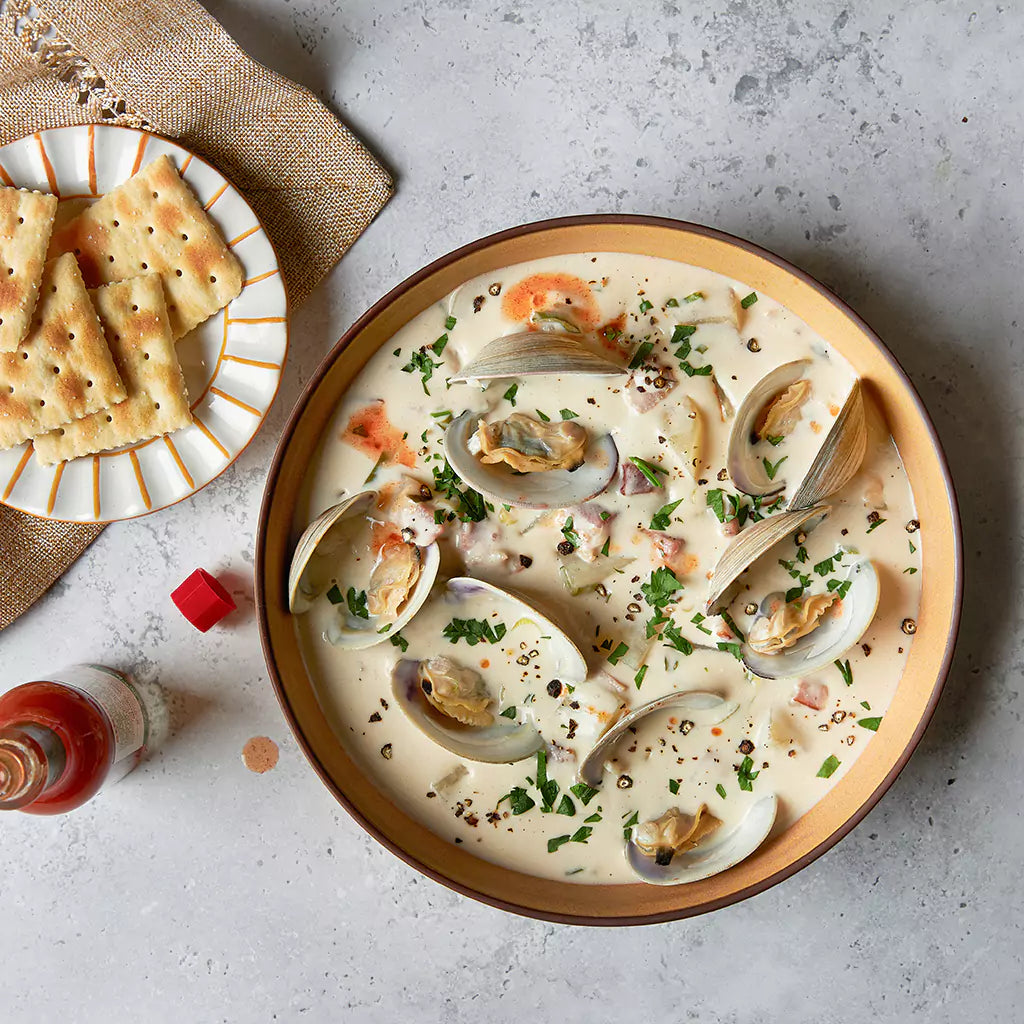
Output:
[0, 252, 125, 450]
[0, 187, 58, 353]
[48, 154, 244, 340]
[33, 275, 191, 465]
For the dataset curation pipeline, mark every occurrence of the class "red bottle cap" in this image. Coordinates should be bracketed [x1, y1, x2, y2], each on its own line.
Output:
[171, 568, 236, 632]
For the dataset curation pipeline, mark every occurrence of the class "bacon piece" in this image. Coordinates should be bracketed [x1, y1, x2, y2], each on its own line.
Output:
[793, 679, 828, 711]
[620, 461, 657, 495]
[554, 503, 614, 562]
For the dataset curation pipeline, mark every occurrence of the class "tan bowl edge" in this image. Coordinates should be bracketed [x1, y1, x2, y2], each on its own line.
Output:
[255, 215, 963, 926]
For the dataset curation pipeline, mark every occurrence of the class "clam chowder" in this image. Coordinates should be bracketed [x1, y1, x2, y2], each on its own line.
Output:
[292, 253, 922, 885]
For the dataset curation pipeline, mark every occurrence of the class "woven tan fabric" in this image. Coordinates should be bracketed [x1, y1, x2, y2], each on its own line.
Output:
[0, 0, 393, 630]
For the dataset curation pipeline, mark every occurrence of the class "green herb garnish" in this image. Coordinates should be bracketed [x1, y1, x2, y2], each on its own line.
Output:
[556, 795, 576, 816]
[431, 333, 448, 355]
[668, 778, 680, 795]
[442, 617, 508, 645]
[325, 584, 344, 605]
[740, 291, 758, 309]
[432, 458, 487, 523]
[715, 783, 727, 800]
[736, 755, 760, 790]
[499, 706, 518, 720]
[691, 612, 712, 636]
[444, 314, 457, 331]
[507, 787, 535, 815]
[401, 347, 441, 394]
[560, 408, 579, 420]
[607, 641, 629, 665]
[389, 632, 409, 653]
[570, 782, 599, 806]
[548, 835, 571, 853]
[503, 383, 518, 406]
[662, 621, 693, 655]
[346, 587, 369, 620]
[622, 811, 640, 841]
[717, 641, 743, 661]
[536, 409, 551, 422]
[633, 664, 649, 689]
[628, 341, 654, 369]
[650, 498, 683, 531]
[683, 291, 704, 303]
[835, 659, 853, 686]
[817, 755, 841, 779]
[628, 456, 667, 489]
[763, 455, 788, 480]
[866, 517, 886, 533]
[639, 298, 653, 314]
[858, 717, 882, 732]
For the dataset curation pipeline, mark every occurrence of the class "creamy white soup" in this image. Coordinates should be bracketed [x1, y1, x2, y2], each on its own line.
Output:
[293, 253, 921, 885]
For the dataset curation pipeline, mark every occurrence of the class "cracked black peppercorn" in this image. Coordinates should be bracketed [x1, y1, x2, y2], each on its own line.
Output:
[546, 679, 563, 698]
[557, 540, 575, 556]
[738, 738, 754, 755]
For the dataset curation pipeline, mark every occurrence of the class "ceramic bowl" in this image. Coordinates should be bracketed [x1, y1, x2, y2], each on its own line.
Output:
[255, 216, 962, 925]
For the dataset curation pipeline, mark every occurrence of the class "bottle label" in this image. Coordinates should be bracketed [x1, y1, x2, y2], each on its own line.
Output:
[49, 665, 145, 765]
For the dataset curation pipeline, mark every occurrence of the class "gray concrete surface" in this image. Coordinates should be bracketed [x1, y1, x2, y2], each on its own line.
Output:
[3, 1, 1016, 1021]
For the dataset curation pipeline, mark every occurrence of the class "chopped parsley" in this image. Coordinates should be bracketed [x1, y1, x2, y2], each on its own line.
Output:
[670, 324, 696, 344]
[622, 810, 640, 841]
[560, 515, 581, 548]
[442, 617, 508, 645]
[866, 517, 886, 533]
[499, 706, 518, 720]
[909, 540, 917, 554]
[765, 434, 785, 446]
[431, 333, 448, 355]
[570, 782, 599, 806]
[432, 459, 487, 522]
[827, 578, 853, 600]
[325, 584, 344, 605]
[717, 641, 743, 661]
[506, 787, 535, 815]
[633, 664, 649, 689]
[346, 587, 369, 620]
[599, 537, 611, 557]
[662, 621, 693, 655]
[860, 700, 872, 711]
[628, 456, 667, 488]
[670, 326, 713, 376]
[570, 826, 593, 844]
[736, 755, 760, 791]
[665, 297, 680, 307]
[903, 567, 918, 575]
[560, 408, 579, 420]
[607, 641, 629, 665]
[503, 383, 518, 406]
[691, 612, 712, 636]
[715, 783, 727, 800]
[858, 717, 883, 732]
[814, 554, 838, 576]
[641, 566, 683, 607]
[740, 291, 758, 309]
[548, 835, 571, 853]
[650, 498, 683, 531]
[444, 314, 457, 331]
[389, 632, 409, 653]
[707, 488, 749, 526]
[536, 409, 551, 422]
[668, 778, 680, 795]
[401, 347, 441, 395]
[720, 610, 745, 642]
[763, 455, 788, 480]
[639, 298, 653, 313]
[835, 659, 853, 686]
[584, 812, 602, 823]
[628, 341, 654, 369]
[535, 750, 559, 811]
[684, 291, 704, 303]
[817, 755, 841, 779]
[556, 795, 576, 816]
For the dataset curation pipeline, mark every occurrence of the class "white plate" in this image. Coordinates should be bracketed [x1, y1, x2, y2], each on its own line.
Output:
[0, 125, 288, 522]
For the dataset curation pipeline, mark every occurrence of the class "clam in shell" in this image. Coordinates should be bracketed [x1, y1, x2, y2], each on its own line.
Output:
[627, 794, 779, 885]
[705, 504, 831, 616]
[287, 490, 440, 650]
[741, 560, 880, 680]
[727, 360, 810, 496]
[448, 332, 626, 383]
[577, 691, 739, 789]
[443, 411, 619, 510]
[392, 657, 544, 764]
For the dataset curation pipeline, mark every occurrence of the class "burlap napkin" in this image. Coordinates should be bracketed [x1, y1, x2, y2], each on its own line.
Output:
[0, 0, 393, 630]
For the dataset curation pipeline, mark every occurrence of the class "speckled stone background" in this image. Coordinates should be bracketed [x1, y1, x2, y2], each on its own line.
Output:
[2, 1, 1016, 1020]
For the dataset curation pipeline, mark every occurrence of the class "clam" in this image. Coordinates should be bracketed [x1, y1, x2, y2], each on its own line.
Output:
[627, 794, 779, 885]
[742, 560, 879, 679]
[443, 411, 619, 510]
[577, 691, 739, 789]
[788, 380, 867, 509]
[705, 504, 831, 615]
[727, 360, 810, 495]
[287, 490, 440, 649]
[391, 658, 543, 763]
[448, 332, 626, 383]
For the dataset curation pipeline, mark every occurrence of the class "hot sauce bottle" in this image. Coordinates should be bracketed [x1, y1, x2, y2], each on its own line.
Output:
[0, 664, 146, 814]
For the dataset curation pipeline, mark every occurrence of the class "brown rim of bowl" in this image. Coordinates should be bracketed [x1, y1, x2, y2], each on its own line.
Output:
[255, 214, 963, 926]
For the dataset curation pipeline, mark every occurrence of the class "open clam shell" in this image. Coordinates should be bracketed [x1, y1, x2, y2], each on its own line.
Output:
[443, 412, 619, 510]
[789, 380, 867, 509]
[705, 504, 831, 615]
[445, 577, 589, 683]
[288, 490, 440, 650]
[741, 560, 879, 679]
[627, 793, 778, 885]
[391, 659, 544, 764]
[727, 359, 810, 495]
[448, 332, 626, 383]
[577, 691, 739, 789]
